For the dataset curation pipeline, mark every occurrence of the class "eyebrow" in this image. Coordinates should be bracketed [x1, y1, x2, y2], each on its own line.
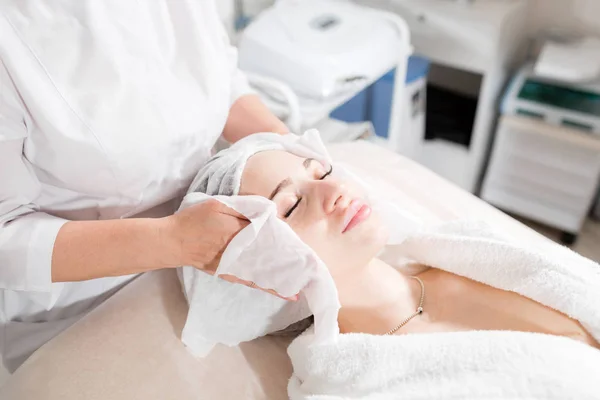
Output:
[269, 158, 316, 200]
[303, 158, 316, 169]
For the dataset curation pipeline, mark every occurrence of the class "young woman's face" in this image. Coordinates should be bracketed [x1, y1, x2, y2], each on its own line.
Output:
[240, 150, 389, 280]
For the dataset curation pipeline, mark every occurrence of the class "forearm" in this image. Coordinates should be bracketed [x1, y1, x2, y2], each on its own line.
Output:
[51, 217, 174, 283]
[222, 94, 288, 143]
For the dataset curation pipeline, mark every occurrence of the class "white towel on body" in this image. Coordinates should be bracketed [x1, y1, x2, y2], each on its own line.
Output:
[288, 220, 600, 400]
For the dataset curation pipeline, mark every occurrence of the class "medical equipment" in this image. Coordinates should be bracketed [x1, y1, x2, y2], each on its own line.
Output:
[502, 64, 600, 135]
[237, 0, 412, 148]
[177, 131, 422, 357]
[535, 37, 600, 83]
[238, 1, 401, 99]
[481, 64, 600, 244]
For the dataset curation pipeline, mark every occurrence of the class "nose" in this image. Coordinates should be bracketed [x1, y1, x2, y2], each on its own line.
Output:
[313, 179, 350, 214]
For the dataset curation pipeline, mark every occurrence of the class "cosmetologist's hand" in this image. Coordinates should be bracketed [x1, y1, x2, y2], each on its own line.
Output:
[160, 200, 249, 273]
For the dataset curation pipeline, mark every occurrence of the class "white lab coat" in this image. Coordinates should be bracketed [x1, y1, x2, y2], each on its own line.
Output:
[0, 0, 252, 372]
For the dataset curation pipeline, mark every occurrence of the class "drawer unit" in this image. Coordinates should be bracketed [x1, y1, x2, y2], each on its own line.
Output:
[482, 115, 600, 237]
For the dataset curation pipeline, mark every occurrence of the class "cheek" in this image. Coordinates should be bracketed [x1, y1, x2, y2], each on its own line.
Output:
[288, 212, 388, 277]
[289, 219, 324, 248]
[290, 220, 337, 264]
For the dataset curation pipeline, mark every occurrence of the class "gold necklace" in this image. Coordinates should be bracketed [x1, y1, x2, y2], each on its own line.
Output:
[385, 276, 425, 336]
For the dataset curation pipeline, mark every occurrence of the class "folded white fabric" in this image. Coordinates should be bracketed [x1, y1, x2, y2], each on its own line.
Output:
[179, 130, 335, 357]
[189, 130, 331, 196]
[178, 192, 339, 357]
[289, 329, 600, 399]
[177, 130, 423, 357]
[288, 220, 600, 399]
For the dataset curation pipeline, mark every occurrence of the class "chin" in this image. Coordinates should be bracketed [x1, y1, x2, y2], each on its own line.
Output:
[346, 211, 389, 254]
[317, 216, 388, 277]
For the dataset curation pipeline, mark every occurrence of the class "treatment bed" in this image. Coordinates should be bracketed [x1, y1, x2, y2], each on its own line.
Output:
[1, 141, 562, 399]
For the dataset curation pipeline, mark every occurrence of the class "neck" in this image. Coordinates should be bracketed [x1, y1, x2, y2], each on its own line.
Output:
[336, 258, 421, 335]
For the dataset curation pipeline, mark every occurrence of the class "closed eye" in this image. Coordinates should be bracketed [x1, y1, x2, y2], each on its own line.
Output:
[320, 165, 333, 180]
[283, 165, 333, 219]
[284, 197, 301, 218]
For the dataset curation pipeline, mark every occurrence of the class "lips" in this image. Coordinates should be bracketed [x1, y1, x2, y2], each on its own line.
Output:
[342, 199, 371, 233]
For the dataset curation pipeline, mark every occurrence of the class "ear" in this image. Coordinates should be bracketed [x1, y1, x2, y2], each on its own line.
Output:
[218, 274, 299, 302]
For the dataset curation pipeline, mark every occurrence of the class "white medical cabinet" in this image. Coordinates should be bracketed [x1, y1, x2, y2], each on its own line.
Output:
[355, 0, 529, 193]
[481, 64, 600, 244]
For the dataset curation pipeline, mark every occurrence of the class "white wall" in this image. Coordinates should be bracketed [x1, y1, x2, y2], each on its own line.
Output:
[225, 0, 600, 37]
[527, 0, 600, 37]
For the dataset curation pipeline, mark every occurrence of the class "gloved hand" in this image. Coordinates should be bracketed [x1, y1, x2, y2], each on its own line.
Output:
[160, 200, 249, 273]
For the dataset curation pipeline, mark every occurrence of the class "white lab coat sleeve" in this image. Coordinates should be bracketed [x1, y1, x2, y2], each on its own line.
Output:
[0, 61, 68, 293]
